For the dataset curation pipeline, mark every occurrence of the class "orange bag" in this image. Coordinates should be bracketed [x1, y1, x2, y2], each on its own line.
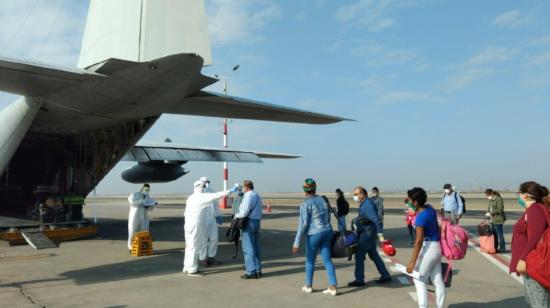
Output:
[479, 235, 496, 254]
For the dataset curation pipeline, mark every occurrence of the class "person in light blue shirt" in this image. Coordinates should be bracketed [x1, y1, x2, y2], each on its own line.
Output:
[440, 183, 463, 224]
[292, 178, 338, 296]
[235, 180, 262, 279]
[348, 186, 391, 287]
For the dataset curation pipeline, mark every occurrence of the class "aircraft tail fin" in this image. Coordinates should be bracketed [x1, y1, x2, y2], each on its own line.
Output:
[77, 0, 212, 69]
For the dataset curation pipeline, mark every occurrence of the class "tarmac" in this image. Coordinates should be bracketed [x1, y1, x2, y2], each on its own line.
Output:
[0, 194, 527, 307]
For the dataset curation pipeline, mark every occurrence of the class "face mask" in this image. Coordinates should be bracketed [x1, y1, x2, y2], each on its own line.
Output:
[516, 195, 526, 208]
[487, 196, 493, 200]
[353, 195, 360, 203]
[371, 192, 378, 197]
[444, 189, 451, 194]
[406, 201, 416, 211]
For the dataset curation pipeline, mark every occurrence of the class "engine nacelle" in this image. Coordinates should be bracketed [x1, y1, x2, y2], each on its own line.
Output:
[121, 161, 188, 183]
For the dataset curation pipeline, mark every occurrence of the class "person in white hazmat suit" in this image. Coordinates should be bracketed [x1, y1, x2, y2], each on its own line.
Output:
[127, 184, 157, 250]
[198, 177, 223, 266]
[183, 179, 238, 276]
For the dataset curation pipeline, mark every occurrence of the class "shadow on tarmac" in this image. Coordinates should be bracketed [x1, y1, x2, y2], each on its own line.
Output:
[448, 296, 527, 307]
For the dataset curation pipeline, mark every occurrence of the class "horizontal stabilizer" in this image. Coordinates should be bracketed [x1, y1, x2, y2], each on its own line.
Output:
[123, 142, 302, 163]
[0, 57, 105, 97]
[168, 91, 350, 124]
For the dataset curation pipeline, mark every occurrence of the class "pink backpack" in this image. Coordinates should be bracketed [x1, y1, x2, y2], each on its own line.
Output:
[439, 217, 469, 282]
[440, 219, 469, 260]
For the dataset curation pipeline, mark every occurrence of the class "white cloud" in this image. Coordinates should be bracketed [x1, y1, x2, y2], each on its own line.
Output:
[463, 46, 517, 67]
[206, 0, 282, 46]
[0, 0, 86, 66]
[335, 0, 401, 32]
[374, 90, 442, 105]
[360, 74, 398, 93]
[530, 35, 550, 46]
[530, 51, 550, 65]
[443, 68, 493, 92]
[443, 46, 516, 92]
[352, 40, 419, 66]
[492, 10, 532, 29]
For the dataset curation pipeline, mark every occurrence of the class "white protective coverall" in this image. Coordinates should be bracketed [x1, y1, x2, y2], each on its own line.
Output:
[127, 188, 157, 249]
[199, 177, 222, 261]
[183, 181, 232, 274]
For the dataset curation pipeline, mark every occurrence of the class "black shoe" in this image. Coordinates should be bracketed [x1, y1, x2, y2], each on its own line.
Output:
[258, 271, 263, 278]
[375, 277, 392, 284]
[207, 258, 221, 266]
[347, 280, 366, 287]
[241, 273, 259, 279]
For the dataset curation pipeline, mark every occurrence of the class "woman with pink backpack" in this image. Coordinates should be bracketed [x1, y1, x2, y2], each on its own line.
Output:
[510, 181, 550, 308]
[405, 187, 446, 308]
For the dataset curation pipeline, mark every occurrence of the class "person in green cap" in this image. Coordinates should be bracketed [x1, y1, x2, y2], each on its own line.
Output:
[292, 178, 338, 296]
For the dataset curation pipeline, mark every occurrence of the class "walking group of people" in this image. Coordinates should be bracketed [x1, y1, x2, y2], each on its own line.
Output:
[127, 178, 550, 307]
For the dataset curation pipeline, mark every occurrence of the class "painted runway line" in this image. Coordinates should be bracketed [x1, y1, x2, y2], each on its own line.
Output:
[468, 233, 523, 285]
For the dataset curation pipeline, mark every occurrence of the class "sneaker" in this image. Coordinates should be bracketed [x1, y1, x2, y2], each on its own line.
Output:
[375, 277, 392, 284]
[301, 286, 313, 293]
[240, 273, 259, 279]
[322, 288, 337, 296]
[187, 271, 205, 277]
[347, 280, 365, 287]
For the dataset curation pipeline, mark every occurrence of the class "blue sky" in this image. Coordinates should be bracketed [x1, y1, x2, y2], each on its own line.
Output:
[1, 0, 549, 194]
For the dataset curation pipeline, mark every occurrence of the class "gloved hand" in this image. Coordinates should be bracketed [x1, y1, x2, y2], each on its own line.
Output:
[216, 216, 223, 225]
[229, 183, 239, 193]
[378, 233, 385, 242]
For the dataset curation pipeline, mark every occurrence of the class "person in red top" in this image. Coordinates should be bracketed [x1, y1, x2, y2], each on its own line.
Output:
[510, 181, 550, 308]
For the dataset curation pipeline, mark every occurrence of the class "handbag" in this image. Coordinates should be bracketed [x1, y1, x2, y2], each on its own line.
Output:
[526, 204, 550, 289]
[322, 195, 358, 260]
[477, 219, 492, 236]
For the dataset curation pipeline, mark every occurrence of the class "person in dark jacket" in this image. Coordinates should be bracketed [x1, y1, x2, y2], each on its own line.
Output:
[335, 188, 349, 232]
[484, 188, 506, 252]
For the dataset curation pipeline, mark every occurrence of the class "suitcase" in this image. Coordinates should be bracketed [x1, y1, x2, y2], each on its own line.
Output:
[479, 235, 496, 254]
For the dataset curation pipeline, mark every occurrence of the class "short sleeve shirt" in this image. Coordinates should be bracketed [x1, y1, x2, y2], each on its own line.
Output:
[414, 206, 440, 241]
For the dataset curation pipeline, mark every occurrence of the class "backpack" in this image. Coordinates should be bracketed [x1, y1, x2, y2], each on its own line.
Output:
[225, 218, 242, 259]
[442, 192, 467, 214]
[525, 204, 550, 288]
[440, 216, 469, 282]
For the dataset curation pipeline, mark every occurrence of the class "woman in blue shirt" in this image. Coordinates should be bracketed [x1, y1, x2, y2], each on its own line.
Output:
[406, 187, 446, 308]
[292, 178, 338, 296]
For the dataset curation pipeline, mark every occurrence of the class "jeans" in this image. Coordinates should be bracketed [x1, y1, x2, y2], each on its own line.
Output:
[524, 274, 550, 308]
[407, 224, 415, 242]
[305, 230, 337, 286]
[491, 223, 506, 251]
[338, 215, 347, 232]
[413, 241, 445, 308]
[354, 227, 390, 282]
[242, 219, 262, 275]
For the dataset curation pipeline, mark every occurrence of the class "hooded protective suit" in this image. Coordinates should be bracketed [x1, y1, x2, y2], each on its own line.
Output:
[199, 177, 222, 262]
[183, 180, 234, 274]
[128, 187, 157, 249]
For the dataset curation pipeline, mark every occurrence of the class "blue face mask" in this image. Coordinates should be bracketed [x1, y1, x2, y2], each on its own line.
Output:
[516, 195, 526, 208]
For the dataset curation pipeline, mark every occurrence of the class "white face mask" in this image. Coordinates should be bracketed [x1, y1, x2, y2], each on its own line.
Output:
[487, 196, 493, 200]
[444, 189, 451, 194]
[371, 192, 378, 197]
[353, 195, 360, 203]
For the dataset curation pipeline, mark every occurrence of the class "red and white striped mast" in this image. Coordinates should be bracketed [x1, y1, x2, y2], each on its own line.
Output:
[216, 65, 239, 209]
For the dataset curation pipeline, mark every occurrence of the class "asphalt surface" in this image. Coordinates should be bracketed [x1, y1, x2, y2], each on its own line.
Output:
[0, 197, 527, 307]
